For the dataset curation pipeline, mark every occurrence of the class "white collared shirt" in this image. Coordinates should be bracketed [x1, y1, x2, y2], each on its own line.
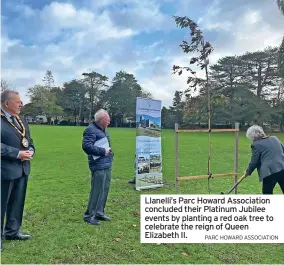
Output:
[1, 108, 21, 128]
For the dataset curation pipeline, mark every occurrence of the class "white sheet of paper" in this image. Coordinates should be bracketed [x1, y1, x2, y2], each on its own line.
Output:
[92, 137, 109, 160]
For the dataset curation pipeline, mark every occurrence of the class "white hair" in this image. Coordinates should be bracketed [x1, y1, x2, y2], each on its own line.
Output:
[94, 109, 108, 121]
[246, 125, 266, 141]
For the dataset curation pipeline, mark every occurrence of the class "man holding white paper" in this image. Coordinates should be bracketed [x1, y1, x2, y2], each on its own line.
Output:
[82, 109, 114, 225]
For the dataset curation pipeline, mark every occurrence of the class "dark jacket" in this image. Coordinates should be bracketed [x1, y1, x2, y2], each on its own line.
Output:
[246, 136, 284, 181]
[1, 114, 35, 180]
[82, 122, 113, 171]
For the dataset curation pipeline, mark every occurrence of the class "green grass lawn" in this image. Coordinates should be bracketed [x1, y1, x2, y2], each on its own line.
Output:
[1, 126, 284, 264]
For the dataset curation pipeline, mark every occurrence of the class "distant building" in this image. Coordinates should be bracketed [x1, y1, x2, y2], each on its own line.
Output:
[25, 116, 34, 123]
[25, 115, 47, 124]
[25, 115, 63, 124]
[35, 115, 48, 123]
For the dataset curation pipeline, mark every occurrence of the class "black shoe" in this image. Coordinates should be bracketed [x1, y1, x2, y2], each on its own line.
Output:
[128, 179, 135, 184]
[96, 215, 111, 221]
[85, 218, 100, 225]
[5, 233, 31, 240]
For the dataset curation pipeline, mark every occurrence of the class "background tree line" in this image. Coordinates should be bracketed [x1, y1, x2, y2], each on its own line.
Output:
[17, 70, 151, 127]
[163, 45, 284, 131]
[2, 45, 283, 130]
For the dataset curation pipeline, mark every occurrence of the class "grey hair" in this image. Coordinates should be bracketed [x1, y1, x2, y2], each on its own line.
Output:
[94, 109, 108, 121]
[246, 125, 266, 141]
[1, 90, 19, 104]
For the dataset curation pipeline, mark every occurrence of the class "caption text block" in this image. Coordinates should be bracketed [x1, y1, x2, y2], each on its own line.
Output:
[140, 195, 284, 243]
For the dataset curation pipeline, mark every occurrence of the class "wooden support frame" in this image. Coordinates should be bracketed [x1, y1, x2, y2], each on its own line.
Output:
[175, 122, 240, 193]
[176, 129, 239, 133]
[177, 173, 237, 181]
[234, 122, 239, 194]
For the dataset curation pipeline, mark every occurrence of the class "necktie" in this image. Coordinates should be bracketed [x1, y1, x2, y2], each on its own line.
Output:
[11, 116, 22, 131]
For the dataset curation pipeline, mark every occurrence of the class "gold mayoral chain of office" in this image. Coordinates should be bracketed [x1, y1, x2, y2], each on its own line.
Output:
[1, 112, 29, 148]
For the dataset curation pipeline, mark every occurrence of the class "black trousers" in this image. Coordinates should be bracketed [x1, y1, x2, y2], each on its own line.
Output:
[262, 170, 284, 194]
[1, 175, 28, 237]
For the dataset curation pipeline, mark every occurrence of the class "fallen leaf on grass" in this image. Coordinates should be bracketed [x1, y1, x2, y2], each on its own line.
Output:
[132, 224, 137, 227]
[133, 212, 140, 217]
[76, 245, 81, 249]
[181, 252, 190, 257]
[114, 237, 121, 242]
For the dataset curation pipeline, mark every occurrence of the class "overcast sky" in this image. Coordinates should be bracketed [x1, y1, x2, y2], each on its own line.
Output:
[1, 0, 283, 107]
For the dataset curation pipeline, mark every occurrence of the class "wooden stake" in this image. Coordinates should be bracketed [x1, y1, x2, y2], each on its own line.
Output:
[175, 123, 179, 192]
[234, 122, 240, 194]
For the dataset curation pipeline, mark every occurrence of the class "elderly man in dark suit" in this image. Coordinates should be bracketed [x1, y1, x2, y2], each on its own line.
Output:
[245, 125, 284, 194]
[1, 90, 35, 251]
[82, 109, 114, 225]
